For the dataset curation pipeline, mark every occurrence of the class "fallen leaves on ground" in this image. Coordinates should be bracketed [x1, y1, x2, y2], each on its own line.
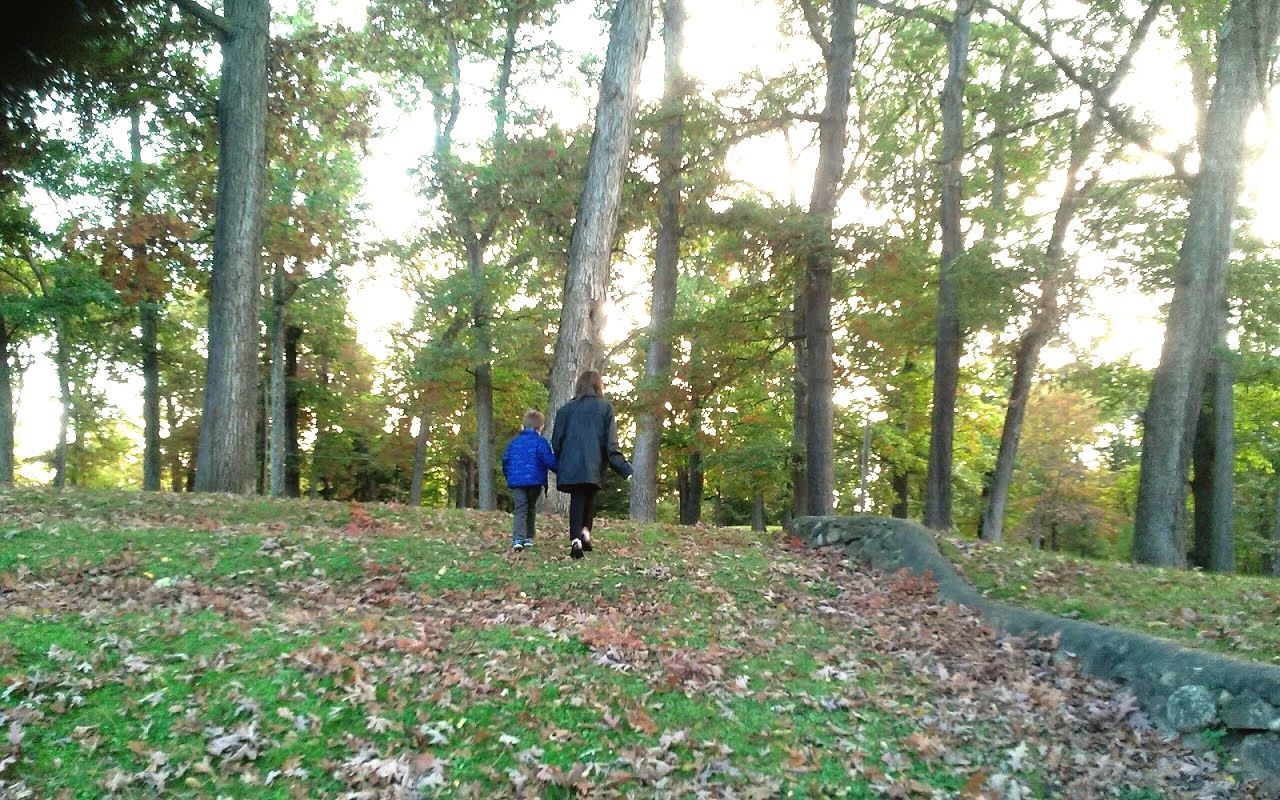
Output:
[0, 488, 1268, 797]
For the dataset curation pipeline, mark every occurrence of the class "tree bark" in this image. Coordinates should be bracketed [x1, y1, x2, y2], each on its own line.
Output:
[268, 258, 287, 498]
[53, 321, 71, 489]
[923, 0, 973, 531]
[409, 406, 430, 506]
[284, 323, 301, 496]
[677, 451, 703, 525]
[257, 377, 268, 495]
[1133, 0, 1279, 567]
[468, 242, 497, 511]
[193, 0, 270, 494]
[751, 487, 766, 531]
[0, 320, 13, 485]
[677, 404, 703, 524]
[1191, 318, 1235, 572]
[545, 0, 652, 512]
[312, 352, 329, 500]
[891, 469, 909, 518]
[165, 394, 183, 492]
[802, 0, 856, 517]
[1269, 468, 1280, 577]
[630, 0, 685, 523]
[857, 417, 872, 511]
[791, 286, 809, 518]
[141, 302, 162, 490]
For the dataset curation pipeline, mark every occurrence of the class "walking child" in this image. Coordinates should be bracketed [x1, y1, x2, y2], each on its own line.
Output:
[501, 409, 558, 551]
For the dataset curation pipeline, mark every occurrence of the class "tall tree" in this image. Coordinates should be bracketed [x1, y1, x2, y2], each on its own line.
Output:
[923, 0, 973, 530]
[630, 0, 686, 522]
[176, 0, 271, 494]
[980, 0, 1163, 541]
[262, 21, 371, 498]
[0, 194, 46, 484]
[1190, 315, 1235, 571]
[797, 0, 856, 517]
[1133, 0, 1280, 567]
[544, 0, 653, 504]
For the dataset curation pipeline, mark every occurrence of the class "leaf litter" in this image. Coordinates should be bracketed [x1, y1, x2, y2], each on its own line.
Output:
[0, 488, 1269, 797]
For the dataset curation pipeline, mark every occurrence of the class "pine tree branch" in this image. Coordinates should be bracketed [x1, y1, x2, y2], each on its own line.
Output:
[171, 0, 233, 39]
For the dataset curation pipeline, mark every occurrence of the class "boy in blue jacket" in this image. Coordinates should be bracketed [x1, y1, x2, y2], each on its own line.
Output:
[501, 410, 558, 551]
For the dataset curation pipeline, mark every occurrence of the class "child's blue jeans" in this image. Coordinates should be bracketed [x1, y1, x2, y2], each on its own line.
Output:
[511, 486, 542, 545]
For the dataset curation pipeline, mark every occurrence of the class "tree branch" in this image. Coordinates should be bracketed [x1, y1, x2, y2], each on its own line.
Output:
[858, 0, 951, 31]
[978, 0, 1190, 182]
[796, 0, 831, 60]
[969, 107, 1074, 149]
[171, 0, 233, 39]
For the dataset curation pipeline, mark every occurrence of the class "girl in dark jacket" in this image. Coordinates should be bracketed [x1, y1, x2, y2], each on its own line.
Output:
[551, 370, 633, 559]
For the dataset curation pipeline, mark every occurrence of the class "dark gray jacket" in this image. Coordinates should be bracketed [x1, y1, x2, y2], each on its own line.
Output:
[551, 395, 632, 489]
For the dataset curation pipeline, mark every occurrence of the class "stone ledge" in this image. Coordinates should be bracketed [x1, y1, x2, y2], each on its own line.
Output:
[788, 514, 1280, 786]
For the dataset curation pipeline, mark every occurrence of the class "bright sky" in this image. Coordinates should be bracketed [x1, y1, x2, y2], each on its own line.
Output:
[11, 0, 1280, 480]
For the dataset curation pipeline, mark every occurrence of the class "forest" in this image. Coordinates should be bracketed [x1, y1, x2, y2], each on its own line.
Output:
[2, 0, 1279, 576]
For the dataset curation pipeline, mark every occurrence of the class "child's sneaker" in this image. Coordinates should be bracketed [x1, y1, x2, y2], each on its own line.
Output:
[569, 538, 584, 560]
[581, 528, 593, 552]
[512, 542, 525, 552]
[521, 539, 533, 549]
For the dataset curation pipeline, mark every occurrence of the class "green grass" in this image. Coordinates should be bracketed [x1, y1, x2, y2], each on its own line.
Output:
[939, 533, 1280, 664]
[0, 488, 1242, 797]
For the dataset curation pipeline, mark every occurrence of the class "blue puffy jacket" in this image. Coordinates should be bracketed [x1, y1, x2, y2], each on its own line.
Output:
[502, 428, 558, 488]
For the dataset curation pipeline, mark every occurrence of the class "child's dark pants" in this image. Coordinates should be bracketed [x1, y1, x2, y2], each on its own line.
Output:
[512, 486, 542, 545]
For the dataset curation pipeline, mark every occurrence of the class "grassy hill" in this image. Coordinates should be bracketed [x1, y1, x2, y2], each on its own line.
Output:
[0, 489, 1264, 798]
[940, 535, 1280, 664]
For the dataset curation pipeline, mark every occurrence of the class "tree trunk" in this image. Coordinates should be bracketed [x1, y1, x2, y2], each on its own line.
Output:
[409, 406, 430, 506]
[791, 286, 809, 518]
[138, 302, 162, 490]
[1269, 469, 1280, 577]
[284, 323, 301, 496]
[679, 404, 703, 525]
[857, 417, 871, 511]
[803, 0, 856, 517]
[257, 378, 268, 495]
[981, 2, 1162, 541]
[194, 0, 270, 494]
[891, 469, 909, 519]
[467, 243, 497, 511]
[1191, 387, 1213, 569]
[454, 456, 466, 509]
[1133, 0, 1279, 567]
[630, 0, 685, 523]
[0, 320, 13, 486]
[268, 259, 287, 498]
[545, 0, 652, 512]
[751, 488, 766, 532]
[130, 110, 164, 492]
[165, 394, 182, 492]
[1191, 321, 1235, 572]
[53, 322, 71, 489]
[677, 450, 703, 525]
[923, 0, 973, 531]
